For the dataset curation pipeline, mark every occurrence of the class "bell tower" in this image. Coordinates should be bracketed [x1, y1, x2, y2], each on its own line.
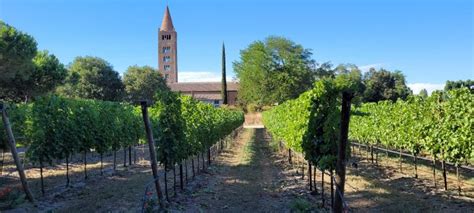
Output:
[158, 6, 178, 84]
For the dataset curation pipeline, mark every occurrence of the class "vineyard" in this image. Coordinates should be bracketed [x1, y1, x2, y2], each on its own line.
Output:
[263, 77, 474, 211]
[0, 92, 244, 210]
[350, 88, 473, 192]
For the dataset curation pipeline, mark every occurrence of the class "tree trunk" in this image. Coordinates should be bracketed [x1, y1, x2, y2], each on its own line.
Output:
[375, 144, 378, 166]
[83, 150, 88, 179]
[366, 144, 369, 160]
[1, 106, 35, 202]
[202, 152, 205, 170]
[100, 153, 103, 175]
[432, 156, 437, 188]
[40, 158, 45, 196]
[288, 149, 292, 164]
[129, 146, 132, 166]
[123, 148, 127, 167]
[321, 170, 325, 206]
[179, 163, 184, 190]
[330, 169, 334, 209]
[208, 148, 211, 166]
[164, 166, 169, 202]
[113, 151, 117, 171]
[134, 144, 137, 164]
[140, 102, 165, 207]
[442, 160, 447, 191]
[399, 148, 403, 173]
[456, 165, 461, 195]
[314, 166, 317, 193]
[66, 155, 70, 187]
[197, 155, 200, 174]
[185, 159, 188, 183]
[301, 159, 305, 180]
[309, 162, 313, 191]
[173, 165, 177, 194]
[414, 154, 418, 178]
[192, 157, 195, 178]
[370, 145, 374, 164]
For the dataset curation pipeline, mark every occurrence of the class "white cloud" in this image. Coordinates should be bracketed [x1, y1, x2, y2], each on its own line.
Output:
[358, 63, 384, 73]
[179, 71, 221, 82]
[408, 83, 445, 95]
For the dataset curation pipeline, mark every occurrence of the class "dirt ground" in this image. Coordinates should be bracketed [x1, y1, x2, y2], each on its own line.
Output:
[168, 128, 321, 212]
[2, 125, 473, 212]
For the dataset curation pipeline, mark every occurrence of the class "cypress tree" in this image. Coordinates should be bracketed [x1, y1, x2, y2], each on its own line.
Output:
[221, 43, 228, 105]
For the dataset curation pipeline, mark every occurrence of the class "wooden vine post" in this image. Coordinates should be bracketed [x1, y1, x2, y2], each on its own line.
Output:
[334, 91, 352, 213]
[1, 102, 35, 203]
[140, 101, 165, 208]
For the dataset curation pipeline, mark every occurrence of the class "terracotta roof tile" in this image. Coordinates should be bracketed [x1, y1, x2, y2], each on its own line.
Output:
[169, 82, 239, 92]
[191, 93, 222, 100]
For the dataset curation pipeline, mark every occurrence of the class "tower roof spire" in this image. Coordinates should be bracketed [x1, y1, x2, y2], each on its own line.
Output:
[160, 6, 175, 31]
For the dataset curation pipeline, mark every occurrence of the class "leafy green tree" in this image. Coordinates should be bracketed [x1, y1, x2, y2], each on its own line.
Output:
[362, 68, 411, 102]
[122, 65, 168, 103]
[234, 36, 316, 106]
[0, 21, 37, 86]
[58, 56, 124, 101]
[1, 50, 67, 102]
[419, 88, 428, 98]
[445, 80, 473, 92]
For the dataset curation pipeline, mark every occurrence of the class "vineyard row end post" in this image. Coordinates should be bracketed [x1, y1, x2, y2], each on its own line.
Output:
[140, 101, 165, 208]
[1, 102, 35, 203]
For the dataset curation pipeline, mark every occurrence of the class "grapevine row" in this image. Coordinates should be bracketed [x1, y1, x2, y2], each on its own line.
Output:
[349, 88, 473, 191]
[1, 93, 244, 196]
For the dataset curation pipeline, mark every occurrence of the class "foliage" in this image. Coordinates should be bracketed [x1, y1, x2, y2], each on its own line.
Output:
[362, 68, 411, 103]
[419, 89, 428, 98]
[0, 103, 30, 149]
[24, 95, 142, 167]
[122, 65, 168, 103]
[0, 22, 67, 102]
[151, 92, 245, 168]
[222, 43, 228, 105]
[445, 79, 473, 93]
[0, 21, 37, 86]
[234, 36, 316, 106]
[2, 91, 243, 185]
[263, 74, 361, 170]
[350, 88, 473, 165]
[58, 56, 124, 101]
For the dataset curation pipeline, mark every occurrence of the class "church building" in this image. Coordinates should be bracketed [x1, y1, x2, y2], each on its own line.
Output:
[158, 6, 239, 106]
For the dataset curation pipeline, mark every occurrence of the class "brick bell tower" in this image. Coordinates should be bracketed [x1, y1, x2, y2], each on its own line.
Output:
[158, 6, 178, 84]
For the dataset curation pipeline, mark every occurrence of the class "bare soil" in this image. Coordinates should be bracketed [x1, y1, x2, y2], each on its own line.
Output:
[2, 126, 473, 212]
[168, 128, 321, 212]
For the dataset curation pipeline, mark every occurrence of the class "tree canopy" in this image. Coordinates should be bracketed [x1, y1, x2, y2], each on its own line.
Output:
[0, 21, 37, 85]
[58, 56, 124, 101]
[419, 89, 428, 98]
[122, 65, 168, 103]
[233, 36, 316, 106]
[445, 79, 473, 92]
[362, 68, 411, 102]
[0, 22, 67, 102]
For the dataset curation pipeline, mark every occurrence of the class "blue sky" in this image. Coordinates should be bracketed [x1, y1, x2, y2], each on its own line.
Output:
[1, 0, 473, 93]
